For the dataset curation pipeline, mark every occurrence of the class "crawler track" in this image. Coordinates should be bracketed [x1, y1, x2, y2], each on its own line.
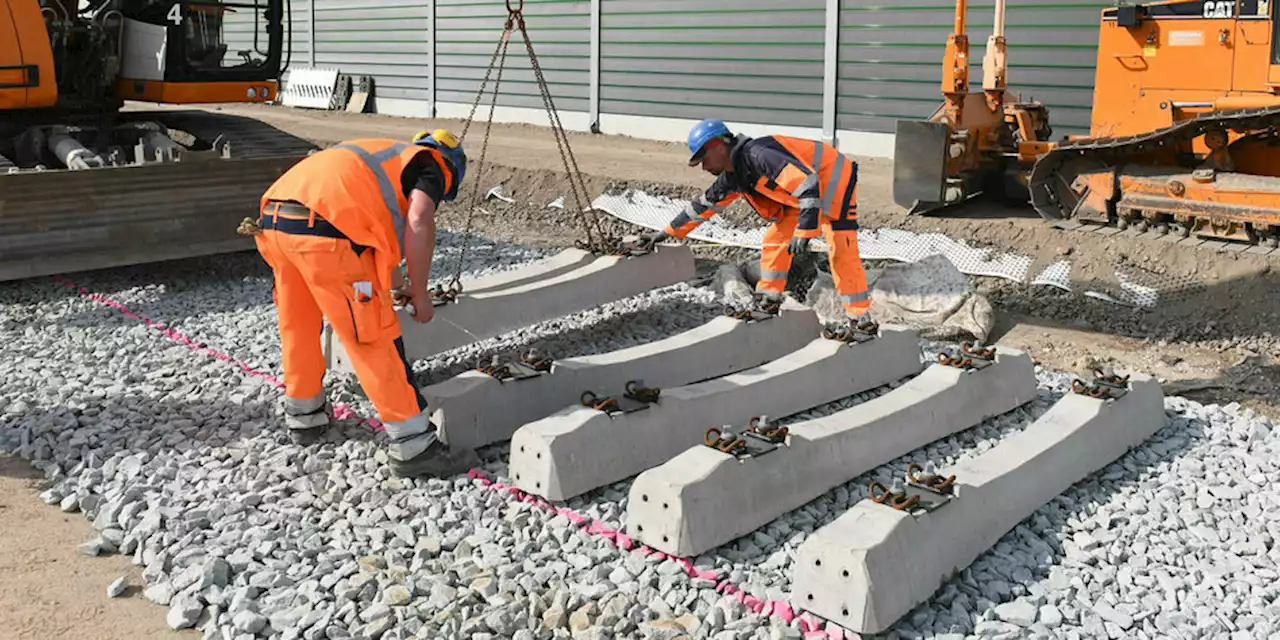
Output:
[0, 110, 317, 282]
[1029, 104, 1280, 246]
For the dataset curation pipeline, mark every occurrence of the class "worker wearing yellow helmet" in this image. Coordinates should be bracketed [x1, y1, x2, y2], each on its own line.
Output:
[251, 129, 476, 477]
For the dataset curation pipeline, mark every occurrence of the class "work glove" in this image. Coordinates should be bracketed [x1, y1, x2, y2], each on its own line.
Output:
[787, 236, 811, 255]
[637, 229, 669, 252]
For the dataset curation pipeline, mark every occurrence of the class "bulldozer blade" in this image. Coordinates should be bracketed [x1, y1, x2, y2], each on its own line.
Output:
[893, 120, 950, 212]
[0, 155, 305, 282]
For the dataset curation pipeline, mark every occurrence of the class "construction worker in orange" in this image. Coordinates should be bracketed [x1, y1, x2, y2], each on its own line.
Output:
[640, 119, 871, 325]
[252, 129, 478, 478]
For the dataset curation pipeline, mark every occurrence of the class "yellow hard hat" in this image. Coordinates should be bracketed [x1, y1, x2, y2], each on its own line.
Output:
[413, 128, 460, 149]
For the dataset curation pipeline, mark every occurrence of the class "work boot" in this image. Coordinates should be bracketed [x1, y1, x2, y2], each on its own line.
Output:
[283, 394, 331, 445]
[384, 412, 480, 478]
[389, 440, 481, 479]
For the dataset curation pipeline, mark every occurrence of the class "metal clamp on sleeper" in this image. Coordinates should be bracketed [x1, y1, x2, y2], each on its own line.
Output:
[822, 316, 880, 344]
[906, 462, 955, 495]
[868, 480, 920, 512]
[744, 415, 788, 444]
[1071, 367, 1130, 399]
[579, 379, 660, 417]
[590, 233, 648, 258]
[937, 342, 996, 370]
[475, 349, 553, 382]
[704, 427, 747, 456]
[868, 464, 957, 516]
[705, 418, 784, 460]
[723, 292, 784, 323]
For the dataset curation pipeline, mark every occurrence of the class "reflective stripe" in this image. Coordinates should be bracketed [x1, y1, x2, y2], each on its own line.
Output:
[381, 409, 433, 440]
[823, 154, 850, 216]
[808, 141, 851, 218]
[808, 143, 826, 204]
[284, 391, 327, 415]
[792, 172, 819, 198]
[759, 269, 789, 281]
[669, 212, 698, 230]
[332, 142, 411, 247]
[798, 197, 821, 210]
[840, 291, 870, 304]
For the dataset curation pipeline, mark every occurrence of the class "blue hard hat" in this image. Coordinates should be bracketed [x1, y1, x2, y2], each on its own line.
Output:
[687, 118, 731, 166]
[413, 129, 467, 201]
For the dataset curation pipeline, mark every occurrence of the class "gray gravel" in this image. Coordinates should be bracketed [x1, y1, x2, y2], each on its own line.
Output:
[2, 231, 1279, 640]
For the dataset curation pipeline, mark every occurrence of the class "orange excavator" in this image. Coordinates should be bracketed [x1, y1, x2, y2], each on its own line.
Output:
[0, 0, 315, 281]
[895, 0, 1280, 248]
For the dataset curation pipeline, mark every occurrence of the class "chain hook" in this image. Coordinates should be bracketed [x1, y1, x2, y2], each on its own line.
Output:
[506, 0, 523, 12]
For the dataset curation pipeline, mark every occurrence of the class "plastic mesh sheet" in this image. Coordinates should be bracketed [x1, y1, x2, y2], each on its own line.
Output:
[592, 189, 1165, 308]
[1030, 260, 1073, 292]
[593, 191, 1033, 282]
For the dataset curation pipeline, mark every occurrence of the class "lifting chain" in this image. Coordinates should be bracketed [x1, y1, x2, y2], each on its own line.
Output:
[449, 9, 514, 294]
[451, 0, 615, 287]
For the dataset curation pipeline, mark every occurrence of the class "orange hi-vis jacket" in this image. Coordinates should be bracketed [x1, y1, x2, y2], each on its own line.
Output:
[261, 138, 455, 295]
[664, 134, 858, 241]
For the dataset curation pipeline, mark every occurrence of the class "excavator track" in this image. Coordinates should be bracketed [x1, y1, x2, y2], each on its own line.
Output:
[0, 110, 317, 282]
[1029, 104, 1280, 246]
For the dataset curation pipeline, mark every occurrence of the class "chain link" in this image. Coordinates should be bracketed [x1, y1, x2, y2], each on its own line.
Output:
[444, 3, 613, 284]
[448, 26, 513, 289]
[514, 17, 612, 251]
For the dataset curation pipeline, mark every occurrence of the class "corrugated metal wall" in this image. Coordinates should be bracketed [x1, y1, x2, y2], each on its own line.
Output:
[837, 0, 1107, 136]
[599, 0, 826, 128]
[222, 0, 311, 80]
[436, 0, 590, 112]
[265, 0, 1111, 138]
[312, 0, 431, 102]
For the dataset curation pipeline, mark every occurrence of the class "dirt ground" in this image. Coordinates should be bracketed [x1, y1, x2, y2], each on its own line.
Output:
[0, 455, 191, 639]
[11, 101, 1278, 636]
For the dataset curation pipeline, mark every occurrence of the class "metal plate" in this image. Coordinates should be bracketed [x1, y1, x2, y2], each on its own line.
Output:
[892, 120, 950, 210]
[902, 482, 955, 515]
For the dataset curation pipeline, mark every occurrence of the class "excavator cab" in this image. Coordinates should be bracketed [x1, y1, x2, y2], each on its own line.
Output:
[0, 0, 286, 112]
[0, 0, 314, 282]
[112, 0, 288, 103]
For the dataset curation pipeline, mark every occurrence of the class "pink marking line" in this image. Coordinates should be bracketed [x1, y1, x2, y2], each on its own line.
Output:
[53, 275, 384, 433]
[55, 274, 845, 638]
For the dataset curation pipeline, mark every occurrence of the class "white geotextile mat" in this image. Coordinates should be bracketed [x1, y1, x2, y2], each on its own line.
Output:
[592, 189, 1164, 308]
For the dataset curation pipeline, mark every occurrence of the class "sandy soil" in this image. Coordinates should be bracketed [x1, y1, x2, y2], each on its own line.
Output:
[0, 455, 194, 639]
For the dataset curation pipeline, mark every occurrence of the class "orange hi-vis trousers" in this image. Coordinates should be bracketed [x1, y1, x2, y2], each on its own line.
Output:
[758, 212, 871, 320]
[253, 203, 430, 446]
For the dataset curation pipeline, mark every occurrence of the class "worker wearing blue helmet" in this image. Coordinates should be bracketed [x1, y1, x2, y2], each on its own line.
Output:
[641, 119, 872, 323]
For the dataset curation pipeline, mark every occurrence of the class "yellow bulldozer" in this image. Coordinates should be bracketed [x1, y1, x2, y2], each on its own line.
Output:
[0, 0, 316, 281]
[896, 0, 1280, 249]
